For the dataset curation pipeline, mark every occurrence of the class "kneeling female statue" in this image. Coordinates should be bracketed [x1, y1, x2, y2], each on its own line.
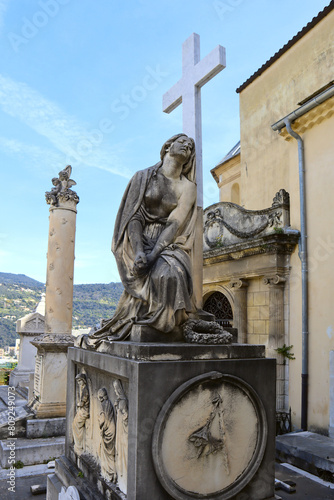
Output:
[79, 133, 232, 347]
[81, 134, 197, 347]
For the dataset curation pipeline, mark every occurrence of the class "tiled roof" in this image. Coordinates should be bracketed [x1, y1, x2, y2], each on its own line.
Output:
[236, 1, 334, 93]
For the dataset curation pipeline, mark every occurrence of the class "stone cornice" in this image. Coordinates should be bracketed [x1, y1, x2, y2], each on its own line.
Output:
[279, 94, 334, 140]
[203, 232, 299, 266]
[31, 333, 74, 352]
[211, 154, 241, 184]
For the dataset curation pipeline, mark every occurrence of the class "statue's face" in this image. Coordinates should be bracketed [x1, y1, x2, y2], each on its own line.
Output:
[169, 135, 192, 161]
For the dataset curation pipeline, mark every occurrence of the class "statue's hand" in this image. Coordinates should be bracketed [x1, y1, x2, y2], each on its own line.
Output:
[133, 251, 148, 277]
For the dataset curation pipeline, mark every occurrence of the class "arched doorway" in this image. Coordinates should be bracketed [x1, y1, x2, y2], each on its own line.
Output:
[203, 291, 233, 327]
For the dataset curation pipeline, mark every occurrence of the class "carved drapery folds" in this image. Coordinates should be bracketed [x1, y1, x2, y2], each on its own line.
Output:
[72, 373, 90, 455]
[71, 376, 128, 493]
[45, 165, 79, 207]
[203, 189, 291, 252]
[98, 387, 117, 483]
[113, 379, 129, 494]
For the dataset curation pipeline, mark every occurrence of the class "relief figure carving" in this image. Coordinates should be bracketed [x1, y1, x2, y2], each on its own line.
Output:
[98, 387, 117, 483]
[188, 393, 229, 474]
[72, 373, 90, 455]
[113, 379, 129, 494]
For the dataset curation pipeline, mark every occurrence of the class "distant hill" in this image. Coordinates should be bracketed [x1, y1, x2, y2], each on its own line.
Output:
[0, 273, 123, 348]
[0, 273, 44, 288]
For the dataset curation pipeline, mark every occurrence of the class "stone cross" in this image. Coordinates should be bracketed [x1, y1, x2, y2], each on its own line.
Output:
[163, 32, 226, 207]
[163, 33, 226, 309]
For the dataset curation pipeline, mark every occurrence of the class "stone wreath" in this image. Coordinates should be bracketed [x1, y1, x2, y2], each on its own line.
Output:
[183, 319, 233, 344]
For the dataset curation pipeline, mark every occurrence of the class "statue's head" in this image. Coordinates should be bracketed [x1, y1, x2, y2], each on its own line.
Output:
[97, 387, 108, 402]
[160, 134, 196, 182]
[75, 373, 87, 386]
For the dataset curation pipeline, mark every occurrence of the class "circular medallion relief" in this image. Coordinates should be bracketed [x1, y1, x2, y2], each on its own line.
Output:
[152, 372, 267, 499]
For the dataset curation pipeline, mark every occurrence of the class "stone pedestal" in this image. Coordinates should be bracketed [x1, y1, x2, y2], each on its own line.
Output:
[29, 335, 74, 418]
[48, 342, 276, 500]
[9, 310, 44, 388]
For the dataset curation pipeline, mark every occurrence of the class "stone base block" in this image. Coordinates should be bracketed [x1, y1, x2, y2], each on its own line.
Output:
[26, 417, 66, 438]
[0, 436, 65, 467]
[29, 400, 66, 419]
[9, 368, 34, 388]
[129, 324, 184, 342]
[49, 343, 276, 500]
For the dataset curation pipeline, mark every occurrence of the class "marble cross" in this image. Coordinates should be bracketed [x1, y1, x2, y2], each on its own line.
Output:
[163, 33, 226, 207]
[163, 33, 226, 309]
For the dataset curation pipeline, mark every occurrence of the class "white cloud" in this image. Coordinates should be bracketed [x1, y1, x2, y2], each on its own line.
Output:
[0, 137, 64, 175]
[0, 74, 132, 179]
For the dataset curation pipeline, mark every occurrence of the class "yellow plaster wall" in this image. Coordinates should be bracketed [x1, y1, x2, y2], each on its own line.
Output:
[212, 155, 241, 203]
[238, 11, 334, 211]
[235, 11, 334, 432]
[246, 278, 269, 346]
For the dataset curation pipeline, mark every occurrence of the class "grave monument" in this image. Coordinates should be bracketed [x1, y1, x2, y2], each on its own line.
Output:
[9, 294, 45, 389]
[47, 35, 276, 500]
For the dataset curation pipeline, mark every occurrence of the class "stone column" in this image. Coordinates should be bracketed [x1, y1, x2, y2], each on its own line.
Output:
[29, 166, 79, 418]
[263, 274, 286, 411]
[229, 279, 248, 343]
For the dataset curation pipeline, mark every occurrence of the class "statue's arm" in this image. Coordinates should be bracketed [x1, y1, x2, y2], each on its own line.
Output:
[148, 183, 196, 263]
[128, 219, 147, 272]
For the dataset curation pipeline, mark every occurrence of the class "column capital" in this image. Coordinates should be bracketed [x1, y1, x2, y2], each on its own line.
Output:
[45, 165, 79, 208]
[228, 278, 248, 290]
[263, 274, 286, 286]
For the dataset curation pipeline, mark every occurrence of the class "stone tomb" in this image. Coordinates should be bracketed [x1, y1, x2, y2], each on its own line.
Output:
[48, 342, 276, 500]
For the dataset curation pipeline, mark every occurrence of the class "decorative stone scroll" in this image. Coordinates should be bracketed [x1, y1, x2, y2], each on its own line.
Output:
[263, 274, 286, 286]
[45, 165, 79, 207]
[152, 371, 268, 500]
[203, 189, 290, 251]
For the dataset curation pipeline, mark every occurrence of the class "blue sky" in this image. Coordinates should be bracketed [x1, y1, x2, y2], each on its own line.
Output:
[0, 0, 330, 284]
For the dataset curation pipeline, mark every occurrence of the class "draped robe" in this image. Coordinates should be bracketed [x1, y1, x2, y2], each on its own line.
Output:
[84, 162, 197, 347]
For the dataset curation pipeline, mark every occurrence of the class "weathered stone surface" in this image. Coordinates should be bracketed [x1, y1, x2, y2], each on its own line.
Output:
[97, 340, 265, 361]
[153, 371, 268, 498]
[203, 189, 291, 251]
[48, 344, 276, 500]
[0, 436, 65, 467]
[80, 134, 198, 347]
[26, 417, 66, 439]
